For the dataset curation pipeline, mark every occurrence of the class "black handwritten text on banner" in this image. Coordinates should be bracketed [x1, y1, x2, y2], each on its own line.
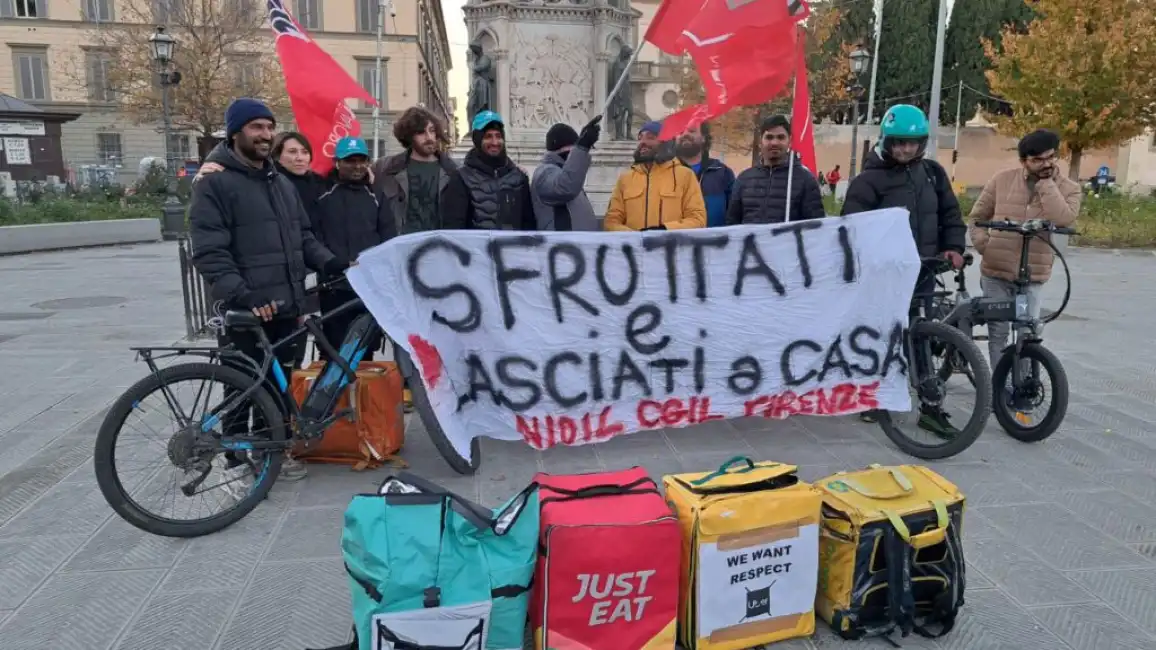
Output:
[347, 209, 921, 460]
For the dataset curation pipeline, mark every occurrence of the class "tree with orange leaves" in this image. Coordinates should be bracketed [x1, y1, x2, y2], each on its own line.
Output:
[984, 0, 1156, 180]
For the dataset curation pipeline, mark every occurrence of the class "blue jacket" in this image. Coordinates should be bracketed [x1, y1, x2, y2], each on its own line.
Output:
[683, 157, 736, 227]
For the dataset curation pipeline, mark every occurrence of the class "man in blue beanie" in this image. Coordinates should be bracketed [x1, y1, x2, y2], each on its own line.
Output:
[189, 97, 346, 486]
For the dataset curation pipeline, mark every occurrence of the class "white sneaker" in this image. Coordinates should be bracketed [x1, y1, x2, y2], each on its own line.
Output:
[280, 456, 308, 481]
[216, 456, 254, 501]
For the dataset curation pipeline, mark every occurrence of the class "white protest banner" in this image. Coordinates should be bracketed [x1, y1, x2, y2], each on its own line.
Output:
[348, 208, 920, 460]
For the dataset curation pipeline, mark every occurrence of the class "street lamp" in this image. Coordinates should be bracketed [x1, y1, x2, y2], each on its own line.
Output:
[847, 48, 870, 178]
[150, 26, 186, 239]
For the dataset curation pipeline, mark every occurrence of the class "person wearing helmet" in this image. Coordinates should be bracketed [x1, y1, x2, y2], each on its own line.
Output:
[442, 110, 536, 230]
[841, 104, 967, 438]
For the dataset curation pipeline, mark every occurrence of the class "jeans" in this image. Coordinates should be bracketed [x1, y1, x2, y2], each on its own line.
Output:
[217, 318, 302, 462]
[980, 275, 1044, 364]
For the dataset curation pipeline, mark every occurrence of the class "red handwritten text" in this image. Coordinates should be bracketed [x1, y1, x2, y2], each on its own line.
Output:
[637, 396, 726, 429]
[516, 406, 625, 450]
[744, 381, 880, 419]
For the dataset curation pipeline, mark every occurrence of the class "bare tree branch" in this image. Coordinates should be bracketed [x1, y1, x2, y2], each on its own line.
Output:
[62, 0, 289, 137]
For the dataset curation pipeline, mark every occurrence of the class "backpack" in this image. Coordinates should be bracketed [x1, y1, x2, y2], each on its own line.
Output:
[331, 473, 539, 650]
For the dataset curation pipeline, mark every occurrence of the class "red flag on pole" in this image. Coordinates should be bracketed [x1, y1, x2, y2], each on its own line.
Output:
[658, 0, 809, 139]
[644, 0, 704, 55]
[790, 29, 817, 175]
[267, 0, 375, 175]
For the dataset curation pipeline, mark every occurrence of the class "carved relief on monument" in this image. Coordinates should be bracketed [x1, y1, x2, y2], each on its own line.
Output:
[507, 27, 594, 128]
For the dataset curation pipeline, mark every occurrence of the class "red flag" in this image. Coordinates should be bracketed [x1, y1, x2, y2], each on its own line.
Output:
[645, 0, 704, 55]
[268, 0, 376, 175]
[680, 0, 809, 46]
[790, 30, 817, 175]
[658, 25, 801, 140]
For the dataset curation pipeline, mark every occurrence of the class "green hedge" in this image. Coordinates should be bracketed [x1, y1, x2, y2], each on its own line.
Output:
[0, 168, 192, 227]
[823, 191, 1156, 248]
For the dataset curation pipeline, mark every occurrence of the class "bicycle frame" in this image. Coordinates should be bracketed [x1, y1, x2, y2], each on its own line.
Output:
[131, 295, 381, 454]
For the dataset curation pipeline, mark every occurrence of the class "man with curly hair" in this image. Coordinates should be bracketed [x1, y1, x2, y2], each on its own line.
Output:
[372, 106, 465, 233]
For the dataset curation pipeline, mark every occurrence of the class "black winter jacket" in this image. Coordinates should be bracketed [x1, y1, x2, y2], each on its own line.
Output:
[841, 151, 966, 256]
[189, 144, 335, 316]
[313, 172, 397, 269]
[444, 148, 536, 230]
[275, 162, 327, 218]
[726, 157, 826, 225]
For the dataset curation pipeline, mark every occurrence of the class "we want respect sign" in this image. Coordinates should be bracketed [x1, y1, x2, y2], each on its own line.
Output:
[348, 209, 921, 460]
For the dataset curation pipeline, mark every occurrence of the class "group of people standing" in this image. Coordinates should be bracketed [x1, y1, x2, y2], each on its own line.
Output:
[188, 95, 1081, 480]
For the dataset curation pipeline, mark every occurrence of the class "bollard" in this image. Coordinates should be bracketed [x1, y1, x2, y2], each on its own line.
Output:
[161, 198, 187, 241]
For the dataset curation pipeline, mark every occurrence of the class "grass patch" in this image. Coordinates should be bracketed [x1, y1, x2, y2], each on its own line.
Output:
[0, 197, 162, 226]
[823, 191, 1156, 249]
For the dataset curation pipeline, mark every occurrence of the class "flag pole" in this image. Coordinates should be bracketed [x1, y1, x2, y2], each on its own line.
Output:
[600, 45, 643, 125]
[785, 65, 798, 223]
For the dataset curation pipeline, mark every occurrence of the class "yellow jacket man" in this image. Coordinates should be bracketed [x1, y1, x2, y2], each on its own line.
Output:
[604, 121, 707, 231]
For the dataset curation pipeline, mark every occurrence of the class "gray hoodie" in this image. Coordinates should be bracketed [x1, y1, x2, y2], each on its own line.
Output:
[530, 146, 599, 231]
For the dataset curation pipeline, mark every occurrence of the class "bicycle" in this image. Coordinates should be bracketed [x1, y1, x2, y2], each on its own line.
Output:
[937, 219, 1075, 442]
[874, 257, 994, 460]
[93, 279, 476, 538]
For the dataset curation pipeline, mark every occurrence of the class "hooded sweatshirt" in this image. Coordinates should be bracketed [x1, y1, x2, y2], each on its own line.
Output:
[188, 143, 335, 315]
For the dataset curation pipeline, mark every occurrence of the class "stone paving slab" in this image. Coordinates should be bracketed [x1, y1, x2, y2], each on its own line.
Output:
[0, 243, 1154, 649]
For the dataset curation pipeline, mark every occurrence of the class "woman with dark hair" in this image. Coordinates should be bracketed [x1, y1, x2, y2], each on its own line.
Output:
[270, 131, 328, 213]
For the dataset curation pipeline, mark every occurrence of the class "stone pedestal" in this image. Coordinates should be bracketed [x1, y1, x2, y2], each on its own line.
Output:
[461, 0, 641, 219]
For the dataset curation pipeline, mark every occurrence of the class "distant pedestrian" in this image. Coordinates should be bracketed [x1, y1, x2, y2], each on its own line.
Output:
[827, 165, 841, 194]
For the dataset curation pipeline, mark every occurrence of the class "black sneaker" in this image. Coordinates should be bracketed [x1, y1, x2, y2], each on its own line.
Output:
[859, 410, 879, 424]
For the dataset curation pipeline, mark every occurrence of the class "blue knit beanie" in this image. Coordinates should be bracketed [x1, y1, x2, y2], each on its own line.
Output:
[225, 98, 275, 139]
[639, 120, 663, 137]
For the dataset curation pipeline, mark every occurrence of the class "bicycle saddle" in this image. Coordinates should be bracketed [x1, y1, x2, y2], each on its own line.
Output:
[224, 310, 262, 328]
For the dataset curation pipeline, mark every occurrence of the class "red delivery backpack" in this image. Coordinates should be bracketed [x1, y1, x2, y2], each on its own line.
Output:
[531, 467, 682, 650]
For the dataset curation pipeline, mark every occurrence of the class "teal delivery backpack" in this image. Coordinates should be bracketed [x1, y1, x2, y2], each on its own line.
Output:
[341, 473, 539, 650]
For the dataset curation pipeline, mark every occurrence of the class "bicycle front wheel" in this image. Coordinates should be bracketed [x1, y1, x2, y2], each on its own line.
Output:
[877, 320, 993, 459]
[94, 362, 286, 538]
[991, 342, 1069, 442]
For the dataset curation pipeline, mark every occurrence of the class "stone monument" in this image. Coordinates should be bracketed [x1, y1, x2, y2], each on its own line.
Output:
[459, 0, 642, 215]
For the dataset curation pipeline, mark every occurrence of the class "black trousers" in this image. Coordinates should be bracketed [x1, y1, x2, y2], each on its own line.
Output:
[217, 317, 303, 461]
[318, 289, 380, 362]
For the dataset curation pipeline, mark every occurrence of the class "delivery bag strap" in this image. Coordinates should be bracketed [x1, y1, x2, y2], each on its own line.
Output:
[690, 456, 768, 485]
[538, 477, 658, 506]
[878, 500, 959, 641]
[388, 472, 498, 532]
[911, 507, 964, 639]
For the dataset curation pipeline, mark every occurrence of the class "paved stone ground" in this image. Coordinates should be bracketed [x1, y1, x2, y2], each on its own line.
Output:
[0, 242, 1154, 650]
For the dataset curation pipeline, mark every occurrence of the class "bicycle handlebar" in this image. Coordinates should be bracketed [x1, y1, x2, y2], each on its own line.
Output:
[973, 219, 1077, 236]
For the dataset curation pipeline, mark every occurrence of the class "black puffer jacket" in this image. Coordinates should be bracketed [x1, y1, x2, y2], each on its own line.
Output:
[726, 157, 826, 225]
[275, 162, 327, 218]
[443, 148, 536, 230]
[189, 143, 335, 316]
[313, 171, 396, 269]
[841, 151, 966, 256]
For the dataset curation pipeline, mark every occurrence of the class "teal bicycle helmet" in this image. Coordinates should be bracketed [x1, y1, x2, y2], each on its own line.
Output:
[877, 104, 930, 160]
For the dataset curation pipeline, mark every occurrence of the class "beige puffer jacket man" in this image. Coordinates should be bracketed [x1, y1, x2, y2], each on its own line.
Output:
[968, 168, 1081, 282]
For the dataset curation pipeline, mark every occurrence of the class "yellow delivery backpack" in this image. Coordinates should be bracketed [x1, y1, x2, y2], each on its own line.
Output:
[814, 464, 966, 643]
[663, 457, 822, 650]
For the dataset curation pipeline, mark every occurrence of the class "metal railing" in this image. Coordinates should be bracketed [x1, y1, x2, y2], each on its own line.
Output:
[178, 236, 216, 340]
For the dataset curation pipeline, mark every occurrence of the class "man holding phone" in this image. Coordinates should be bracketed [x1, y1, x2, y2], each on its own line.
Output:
[968, 128, 1081, 364]
[531, 116, 603, 230]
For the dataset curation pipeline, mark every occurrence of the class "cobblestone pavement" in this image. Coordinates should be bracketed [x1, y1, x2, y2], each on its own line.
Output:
[0, 242, 1154, 650]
